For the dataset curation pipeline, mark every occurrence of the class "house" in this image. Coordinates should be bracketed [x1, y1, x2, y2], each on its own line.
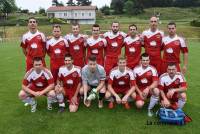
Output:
[46, 6, 96, 24]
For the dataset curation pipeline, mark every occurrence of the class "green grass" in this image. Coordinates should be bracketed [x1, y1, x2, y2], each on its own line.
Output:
[0, 40, 200, 134]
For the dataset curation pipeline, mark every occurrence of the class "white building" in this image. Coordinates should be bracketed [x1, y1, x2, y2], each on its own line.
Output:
[46, 6, 96, 24]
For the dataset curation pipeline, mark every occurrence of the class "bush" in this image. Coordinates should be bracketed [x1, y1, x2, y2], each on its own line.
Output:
[49, 18, 67, 24]
[190, 19, 200, 27]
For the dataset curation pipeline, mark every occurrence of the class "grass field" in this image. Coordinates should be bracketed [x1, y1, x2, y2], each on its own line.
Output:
[0, 40, 199, 134]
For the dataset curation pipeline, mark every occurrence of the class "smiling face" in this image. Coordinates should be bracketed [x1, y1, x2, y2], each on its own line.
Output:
[92, 26, 100, 38]
[64, 56, 73, 68]
[141, 56, 150, 68]
[129, 25, 137, 37]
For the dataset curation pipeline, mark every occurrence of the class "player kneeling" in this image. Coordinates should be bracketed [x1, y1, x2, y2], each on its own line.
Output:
[80, 55, 106, 108]
[159, 63, 187, 110]
[106, 56, 135, 109]
[55, 54, 81, 113]
[132, 53, 159, 117]
[18, 57, 55, 112]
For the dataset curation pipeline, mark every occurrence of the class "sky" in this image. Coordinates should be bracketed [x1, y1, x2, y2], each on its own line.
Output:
[16, 0, 111, 12]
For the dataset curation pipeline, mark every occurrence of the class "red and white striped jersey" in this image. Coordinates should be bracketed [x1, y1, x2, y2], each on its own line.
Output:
[142, 29, 164, 59]
[124, 36, 142, 68]
[162, 35, 188, 63]
[133, 65, 158, 89]
[23, 68, 54, 88]
[104, 31, 127, 57]
[58, 65, 81, 90]
[46, 37, 69, 68]
[108, 67, 135, 89]
[86, 37, 107, 65]
[21, 30, 46, 57]
[158, 72, 187, 93]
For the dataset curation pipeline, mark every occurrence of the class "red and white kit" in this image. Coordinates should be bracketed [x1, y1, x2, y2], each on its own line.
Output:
[46, 37, 69, 82]
[108, 67, 135, 94]
[158, 72, 187, 102]
[23, 68, 54, 92]
[133, 65, 158, 101]
[58, 65, 81, 105]
[21, 31, 46, 71]
[142, 29, 164, 74]
[124, 35, 142, 69]
[65, 34, 86, 68]
[86, 37, 107, 66]
[161, 35, 188, 73]
[104, 31, 127, 75]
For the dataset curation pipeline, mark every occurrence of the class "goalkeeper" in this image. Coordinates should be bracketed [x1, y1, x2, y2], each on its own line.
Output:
[80, 55, 106, 108]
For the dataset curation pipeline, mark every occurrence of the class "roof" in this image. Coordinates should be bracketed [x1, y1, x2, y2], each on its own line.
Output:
[47, 6, 97, 12]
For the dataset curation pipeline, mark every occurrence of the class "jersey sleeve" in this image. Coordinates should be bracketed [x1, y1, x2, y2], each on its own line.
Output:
[179, 37, 188, 53]
[108, 71, 114, 85]
[22, 70, 32, 86]
[20, 34, 27, 48]
[44, 69, 54, 85]
[81, 67, 88, 85]
[158, 76, 164, 91]
[99, 67, 106, 81]
[152, 67, 159, 81]
[129, 71, 135, 86]
[179, 73, 187, 88]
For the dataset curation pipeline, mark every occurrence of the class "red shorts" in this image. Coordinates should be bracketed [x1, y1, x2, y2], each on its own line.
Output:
[113, 88, 129, 95]
[64, 88, 80, 105]
[135, 87, 151, 101]
[150, 59, 162, 75]
[104, 56, 118, 76]
[26, 57, 46, 72]
[73, 57, 85, 68]
[161, 62, 181, 74]
[26, 84, 48, 97]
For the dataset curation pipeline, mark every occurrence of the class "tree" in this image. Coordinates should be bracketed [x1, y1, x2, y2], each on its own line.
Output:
[39, 7, 45, 14]
[76, 0, 92, 6]
[66, 0, 76, 6]
[0, 0, 17, 18]
[124, 0, 134, 15]
[100, 5, 110, 15]
[111, 0, 126, 14]
[52, 0, 64, 6]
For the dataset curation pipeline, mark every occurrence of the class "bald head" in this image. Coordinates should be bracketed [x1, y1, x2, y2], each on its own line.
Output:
[149, 16, 158, 31]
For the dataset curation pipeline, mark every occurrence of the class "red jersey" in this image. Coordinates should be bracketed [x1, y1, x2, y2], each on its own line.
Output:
[104, 31, 127, 57]
[65, 34, 86, 59]
[108, 67, 135, 90]
[86, 37, 107, 66]
[58, 65, 81, 91]
[21, 30, 46, 58]
[124, 36, 142, 68]
[158, 72, 187, 94]
[133, 65, 158, 90]
[162, 35, 188, 63]
[23, 68, 54, 89]
[46, 37, 69, 68]
[142, 29, 164, 60]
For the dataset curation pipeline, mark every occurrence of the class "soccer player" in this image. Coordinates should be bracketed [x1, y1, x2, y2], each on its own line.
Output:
[55, 54, 81, 112]
[86, 24, 107, 66]
[105, 56, 135, 109]
[159, 63, 187, 110]
[20, 17, 46, 71]
[46, 24, 69, 83]
[80, 55, 106, 108]
[103, 21, 127, 76]
[142, 16, 164, 75]
[124, 24, 142, 69]
[65, 23, 87, 68]
[132, 53, 159, 117]
[161, 22, 188, 75]
[18, 57, 55, 112]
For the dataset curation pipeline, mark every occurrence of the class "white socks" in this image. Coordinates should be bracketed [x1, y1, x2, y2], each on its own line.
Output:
[148, 95, 159, 110]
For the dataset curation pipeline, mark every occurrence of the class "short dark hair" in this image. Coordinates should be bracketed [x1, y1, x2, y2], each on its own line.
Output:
[167, 62, 176, 67]
[111, 21, 119, 26]
[168, 21, 176, 27]
[72, 23, 80, 28]
[118, 55, 126, 61]
[28, 17, 37, 23]
[93, 24, 100, 28]
[129, 24, 137, 30]
[64, 53, 73, 60]
[140, 53, 149, 59]
[33, 57, 42, 62]
[52, 24, 61, 29]
[88, 55, 97, 62]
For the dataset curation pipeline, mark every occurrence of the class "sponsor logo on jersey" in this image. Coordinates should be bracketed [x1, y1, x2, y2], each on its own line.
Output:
[37, 35, 41, 40]
[175, 78, 180, 84]
[72, 72, 77, 77]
